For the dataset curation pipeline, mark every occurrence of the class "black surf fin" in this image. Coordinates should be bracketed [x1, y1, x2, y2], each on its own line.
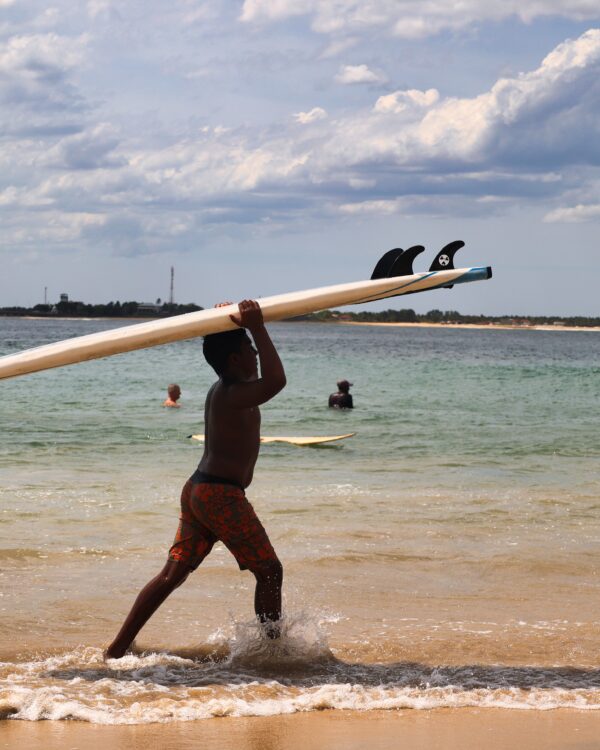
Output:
[428, 240, 465, 289]
[387, 245, 425, 277]
[371, 248, 404, 279]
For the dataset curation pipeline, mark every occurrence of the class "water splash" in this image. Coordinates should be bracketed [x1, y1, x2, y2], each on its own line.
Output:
[226, 609, 337, 671]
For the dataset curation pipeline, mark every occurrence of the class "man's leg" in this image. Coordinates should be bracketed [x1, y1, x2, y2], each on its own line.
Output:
[105, 559, 191, 659]
[251, 559, 283, 637]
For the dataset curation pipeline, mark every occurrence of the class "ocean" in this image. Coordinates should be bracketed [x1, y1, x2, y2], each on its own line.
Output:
[0, 317, 599, 723]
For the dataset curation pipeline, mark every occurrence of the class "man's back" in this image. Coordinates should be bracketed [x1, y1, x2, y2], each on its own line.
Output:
[329, 391, 353, 409]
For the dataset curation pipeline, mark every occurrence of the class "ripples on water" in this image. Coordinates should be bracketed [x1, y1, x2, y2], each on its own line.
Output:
[0, 318, 599, 722]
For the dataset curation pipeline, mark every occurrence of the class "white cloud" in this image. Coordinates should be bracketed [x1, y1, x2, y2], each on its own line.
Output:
[0, 33, 86, 76]
[182, 3, 219, 25]
[320, 37, 359, 59]
[544, 203, 600, 221]
[0, 185, 53, 207]
[240, 0, 600, 38]
[0, 33, 88, 117]
[294, 107, 328, 124]
[87, 1, 122, 21]
[335, 64, 385, 84]
[349, 177, 376, 189]
[32, 8, 61, 29]
[374, 89, 439, 114]
[339, 198, 404, 214]
[41, 124, 125, 170]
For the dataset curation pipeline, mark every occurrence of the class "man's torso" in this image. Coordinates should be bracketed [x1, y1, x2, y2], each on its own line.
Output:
[197, 380, 261, 488]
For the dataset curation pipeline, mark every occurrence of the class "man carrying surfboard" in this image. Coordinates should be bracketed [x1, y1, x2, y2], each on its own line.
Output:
[105, 299, 286, 658]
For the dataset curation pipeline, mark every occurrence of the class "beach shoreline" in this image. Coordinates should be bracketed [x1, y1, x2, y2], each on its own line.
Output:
[340, 320, 600, 332]
[5, 708, 600, 750]
[6, 315, 600, 331]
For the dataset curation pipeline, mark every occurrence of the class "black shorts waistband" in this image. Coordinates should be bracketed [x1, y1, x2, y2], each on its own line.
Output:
[190, 469, 244, 492]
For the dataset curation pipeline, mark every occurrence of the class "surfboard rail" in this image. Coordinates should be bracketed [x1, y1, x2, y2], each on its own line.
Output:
[189, 433, 356, 446]
[0, 258, 492, 380]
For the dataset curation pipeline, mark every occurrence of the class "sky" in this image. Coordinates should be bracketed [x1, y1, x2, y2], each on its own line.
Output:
[1, 1, 600, 316]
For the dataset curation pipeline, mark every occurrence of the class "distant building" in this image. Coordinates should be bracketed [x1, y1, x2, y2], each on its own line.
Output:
[138, 302, 162, 314]
[60, 293, 69, 303]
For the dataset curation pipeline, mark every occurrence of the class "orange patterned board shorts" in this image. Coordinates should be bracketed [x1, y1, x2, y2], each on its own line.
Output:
[168, 478, 278, 571]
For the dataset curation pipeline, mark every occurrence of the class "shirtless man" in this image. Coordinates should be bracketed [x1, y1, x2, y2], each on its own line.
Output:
[105, 300, 286, 658]
[163, 383, 181, 407]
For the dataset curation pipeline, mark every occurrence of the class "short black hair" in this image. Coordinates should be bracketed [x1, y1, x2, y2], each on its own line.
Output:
[203, 329, 249, 375]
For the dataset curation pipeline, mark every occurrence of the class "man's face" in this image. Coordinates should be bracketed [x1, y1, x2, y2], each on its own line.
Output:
[169, 386, 181, 400]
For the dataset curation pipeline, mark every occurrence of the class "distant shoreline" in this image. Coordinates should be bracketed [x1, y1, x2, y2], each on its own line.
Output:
[340, 321, 600, 332]
[17, 315, 158, 322]
[4, 315, 600, 331]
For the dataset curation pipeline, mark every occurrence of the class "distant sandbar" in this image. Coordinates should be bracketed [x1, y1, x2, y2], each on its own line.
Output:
[340, 321, 600, 332]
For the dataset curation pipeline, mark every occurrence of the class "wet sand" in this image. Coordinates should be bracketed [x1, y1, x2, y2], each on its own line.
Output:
[4, 708, 600, 750]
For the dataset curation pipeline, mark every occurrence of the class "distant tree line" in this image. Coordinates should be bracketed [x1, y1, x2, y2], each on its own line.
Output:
[2, 302, 598, 327]
[296, 308, 600, 328]
[0, 300, 203, 317]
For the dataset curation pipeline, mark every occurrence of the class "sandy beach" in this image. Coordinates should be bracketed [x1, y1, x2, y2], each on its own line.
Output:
[341, 320, 600, 332]
[5, 709, 600, 750]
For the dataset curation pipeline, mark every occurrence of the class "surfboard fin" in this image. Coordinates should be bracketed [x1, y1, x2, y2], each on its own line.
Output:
[428, 240, 465, 288]
[370, 248, 404, 279]
[387, 245, 425, 277]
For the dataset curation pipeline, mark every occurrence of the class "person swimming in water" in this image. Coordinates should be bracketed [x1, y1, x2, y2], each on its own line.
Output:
[328, 379, 353, 409]
[163, 383, 181, 407]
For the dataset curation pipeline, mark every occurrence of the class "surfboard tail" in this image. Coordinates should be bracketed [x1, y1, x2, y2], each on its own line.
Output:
[370, 248, 404, 279]
[353, 265, 492, 305]
[428, 240, 465, 288]
[368, 239, 493, 299]
[371, 239, 480, 290]
[387, 245, 425, 277]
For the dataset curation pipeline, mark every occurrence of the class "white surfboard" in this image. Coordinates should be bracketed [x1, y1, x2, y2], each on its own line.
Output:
[190, 433, 356, 446]
[0, 262, 491, 380]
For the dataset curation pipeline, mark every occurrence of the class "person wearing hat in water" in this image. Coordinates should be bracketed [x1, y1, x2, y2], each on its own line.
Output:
[328, 379, 353, 409]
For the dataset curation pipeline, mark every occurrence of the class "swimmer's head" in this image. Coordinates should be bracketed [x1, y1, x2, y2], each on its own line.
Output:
[167, 383, 181, 400]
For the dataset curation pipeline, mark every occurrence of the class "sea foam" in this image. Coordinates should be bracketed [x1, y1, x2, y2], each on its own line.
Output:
[2, 611, 600, 724]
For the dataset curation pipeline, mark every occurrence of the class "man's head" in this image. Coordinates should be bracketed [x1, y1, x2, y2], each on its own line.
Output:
[167, 383, 181, 401]
[337, 379, 352, 393]
[203, 329, 257, 378]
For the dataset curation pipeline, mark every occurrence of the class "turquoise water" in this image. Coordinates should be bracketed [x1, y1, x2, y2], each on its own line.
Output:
[1, 317, 599, 722]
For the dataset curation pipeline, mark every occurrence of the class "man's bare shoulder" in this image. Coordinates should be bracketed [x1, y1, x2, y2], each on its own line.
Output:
[209, 379, 253, 407]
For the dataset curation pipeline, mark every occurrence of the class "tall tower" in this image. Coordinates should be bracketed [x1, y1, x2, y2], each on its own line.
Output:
[169, 266, 174, 305]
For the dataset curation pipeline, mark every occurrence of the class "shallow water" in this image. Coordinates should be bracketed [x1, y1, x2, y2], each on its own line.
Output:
[0, 318, 599, 722]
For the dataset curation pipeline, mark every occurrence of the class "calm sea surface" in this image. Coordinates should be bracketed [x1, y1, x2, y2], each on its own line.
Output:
[0, 317, 599, 722]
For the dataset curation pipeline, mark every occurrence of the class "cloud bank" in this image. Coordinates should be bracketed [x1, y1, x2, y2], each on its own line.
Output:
[241, 0, 600, 38]
[0, 19, 599, 258]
